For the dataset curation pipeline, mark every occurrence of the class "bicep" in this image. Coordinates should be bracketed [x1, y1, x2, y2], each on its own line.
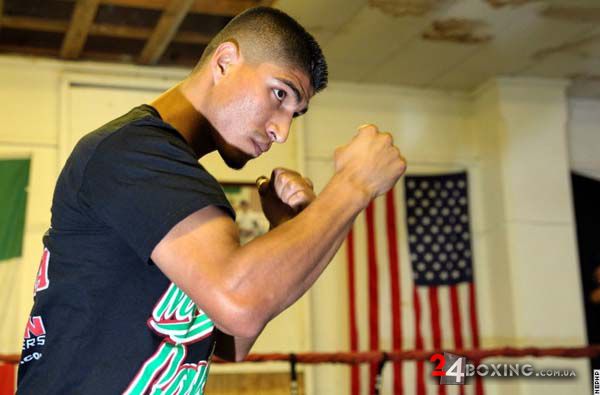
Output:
[151, 205, 242, 330]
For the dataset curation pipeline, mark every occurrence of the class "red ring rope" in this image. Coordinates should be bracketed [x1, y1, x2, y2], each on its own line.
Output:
[2, 345, 600, 366]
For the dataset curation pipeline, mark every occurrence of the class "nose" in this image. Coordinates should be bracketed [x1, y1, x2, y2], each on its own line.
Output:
[266, 113, 292, 144]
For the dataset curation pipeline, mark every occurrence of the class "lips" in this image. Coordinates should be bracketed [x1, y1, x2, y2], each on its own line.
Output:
[251, 139, 269, 156]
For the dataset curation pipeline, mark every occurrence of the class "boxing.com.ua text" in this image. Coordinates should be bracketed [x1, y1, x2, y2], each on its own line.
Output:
[462, 363, 576, 378]
[431, 352, 577, 384]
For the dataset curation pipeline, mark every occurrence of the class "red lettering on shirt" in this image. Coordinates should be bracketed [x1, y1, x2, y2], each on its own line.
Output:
[34, 248, 50, 294]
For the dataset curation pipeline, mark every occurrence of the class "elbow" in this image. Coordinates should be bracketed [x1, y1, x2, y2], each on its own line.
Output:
[221, 314, 264, 339]
[210, 292, 268, 339]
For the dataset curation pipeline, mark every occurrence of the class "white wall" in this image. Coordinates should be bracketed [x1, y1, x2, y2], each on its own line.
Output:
[0, 54, 592, 395]
[471, 79, 589, 395]
[0, 60, 61, 354]
[568, 97, 600, 180]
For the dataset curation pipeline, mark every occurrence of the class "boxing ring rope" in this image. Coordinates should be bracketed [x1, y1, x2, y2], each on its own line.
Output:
[2, 345, 600, 365]
[215, 344, 600, 364]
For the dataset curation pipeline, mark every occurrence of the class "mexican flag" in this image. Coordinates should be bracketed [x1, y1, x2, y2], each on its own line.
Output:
[0, 159, 30, 262]
[0, 158, 31, 394]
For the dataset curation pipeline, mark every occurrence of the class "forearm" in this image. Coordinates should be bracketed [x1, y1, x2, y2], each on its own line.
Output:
[280, 220, 354, 312]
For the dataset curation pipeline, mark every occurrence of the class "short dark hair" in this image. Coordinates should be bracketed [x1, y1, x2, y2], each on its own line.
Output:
[196, 7, 328, 93]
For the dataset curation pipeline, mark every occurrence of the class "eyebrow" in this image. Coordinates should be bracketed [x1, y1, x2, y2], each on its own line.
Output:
[277, 78, 308, 117]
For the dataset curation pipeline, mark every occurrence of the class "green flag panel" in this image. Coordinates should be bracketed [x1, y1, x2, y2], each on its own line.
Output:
[0, 159, 31, 261]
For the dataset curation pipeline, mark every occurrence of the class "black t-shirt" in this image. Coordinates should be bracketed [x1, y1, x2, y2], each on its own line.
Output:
[17, 105, 234, 394]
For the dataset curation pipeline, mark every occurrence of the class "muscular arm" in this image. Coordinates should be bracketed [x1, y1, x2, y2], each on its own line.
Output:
[214, 173, 353, 361]
[151, 125, 405, 359]
[215, 204, 354, 361]
[151, 174, 365, 339]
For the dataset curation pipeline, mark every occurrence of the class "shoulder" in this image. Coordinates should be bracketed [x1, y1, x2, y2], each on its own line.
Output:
[93, 111, 194, 161]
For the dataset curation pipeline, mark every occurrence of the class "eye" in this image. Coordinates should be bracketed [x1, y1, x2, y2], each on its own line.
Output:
[273, 88, 287, 101]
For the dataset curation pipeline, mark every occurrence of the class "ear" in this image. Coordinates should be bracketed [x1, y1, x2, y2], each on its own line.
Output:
[210, 41, 241, 85]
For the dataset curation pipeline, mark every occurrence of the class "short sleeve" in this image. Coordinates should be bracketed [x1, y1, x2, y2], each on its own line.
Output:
[79, 124, 235, 263]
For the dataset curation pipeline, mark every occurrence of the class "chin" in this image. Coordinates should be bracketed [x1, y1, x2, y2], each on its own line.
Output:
[219, 147, 252, 170]
[224, 156, 249, 170]
[211, 130, 254, 170]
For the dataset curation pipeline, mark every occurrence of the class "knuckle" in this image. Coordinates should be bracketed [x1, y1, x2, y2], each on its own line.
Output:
[381, 132, 393, 144]
[357, 123, 378, 134]
[334, 146, 344, 160]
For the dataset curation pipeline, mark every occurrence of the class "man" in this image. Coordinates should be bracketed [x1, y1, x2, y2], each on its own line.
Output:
[17, 6, 406, 394]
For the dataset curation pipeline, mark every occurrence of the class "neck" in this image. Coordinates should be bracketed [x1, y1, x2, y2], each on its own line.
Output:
[150, 81, 215, 158]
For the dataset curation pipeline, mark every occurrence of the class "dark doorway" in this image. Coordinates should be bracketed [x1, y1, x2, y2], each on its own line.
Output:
[571, 172, 600, 372]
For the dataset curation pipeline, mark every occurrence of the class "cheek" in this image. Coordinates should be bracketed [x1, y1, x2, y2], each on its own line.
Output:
[228, 95, 266, 129]
[212, 82, 271, 139]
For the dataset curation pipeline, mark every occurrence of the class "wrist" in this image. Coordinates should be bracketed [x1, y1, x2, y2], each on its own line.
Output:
[327, 169, 372, 211]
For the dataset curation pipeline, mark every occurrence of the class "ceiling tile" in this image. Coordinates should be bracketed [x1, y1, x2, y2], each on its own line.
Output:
[432, 2, 596, 90]
[522, 26, 600, 78]
[358, 0, 511, 87]
[364, 39, 478, 87]
[275, 0, 367, 36]
[322, 5, 427, 65]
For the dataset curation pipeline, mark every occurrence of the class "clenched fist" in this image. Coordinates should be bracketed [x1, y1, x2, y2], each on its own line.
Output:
[257, 168, 316, 228]
[334, 124, 406, 203]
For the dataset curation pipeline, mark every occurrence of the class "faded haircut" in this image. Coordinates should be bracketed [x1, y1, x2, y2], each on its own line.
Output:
[194, 6, 328, 93]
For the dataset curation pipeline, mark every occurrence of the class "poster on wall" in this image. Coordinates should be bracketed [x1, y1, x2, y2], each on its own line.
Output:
[222, 183, 269, 245]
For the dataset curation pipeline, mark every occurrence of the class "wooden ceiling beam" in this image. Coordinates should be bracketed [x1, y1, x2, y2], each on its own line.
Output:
[138, 0, 195, 64]
[90, 23, 211, 44]
[1, 16, 69, 33]
[61, 0, 101, 59]
[0, 16, 211, 46]
[100, 0, 262, 17]
[81, 49, 197, 67]
[172, 30, 211, 45]
[0, 44, 59, 57]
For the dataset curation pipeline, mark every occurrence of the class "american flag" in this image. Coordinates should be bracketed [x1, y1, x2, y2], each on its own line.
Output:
[346, 172, 484, 395]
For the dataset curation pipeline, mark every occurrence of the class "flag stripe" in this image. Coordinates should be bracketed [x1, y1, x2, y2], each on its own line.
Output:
[365, 203, 380, 392]
[458, 284, 472, 350]
[346, 229, 361, 395]
[385, 190, 403, 395]
[374, 199, 394, 393]
[450, 285, 465, 395]
[428, 287, 442, 351]
[428, 286, 446, 395]
[450, 285, 464, 350]
[353, 211, 371, 395]
[469, 283, 484, 395]
[468, 284, 480, 349]
[413, 287, 426, 395]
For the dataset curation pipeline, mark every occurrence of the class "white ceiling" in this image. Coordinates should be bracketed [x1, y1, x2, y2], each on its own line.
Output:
[274, 0, 600, 96]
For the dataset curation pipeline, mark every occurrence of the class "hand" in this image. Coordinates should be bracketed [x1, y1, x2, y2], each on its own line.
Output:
[257, 168, 316, 228]
[334, 124, 406, 203]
